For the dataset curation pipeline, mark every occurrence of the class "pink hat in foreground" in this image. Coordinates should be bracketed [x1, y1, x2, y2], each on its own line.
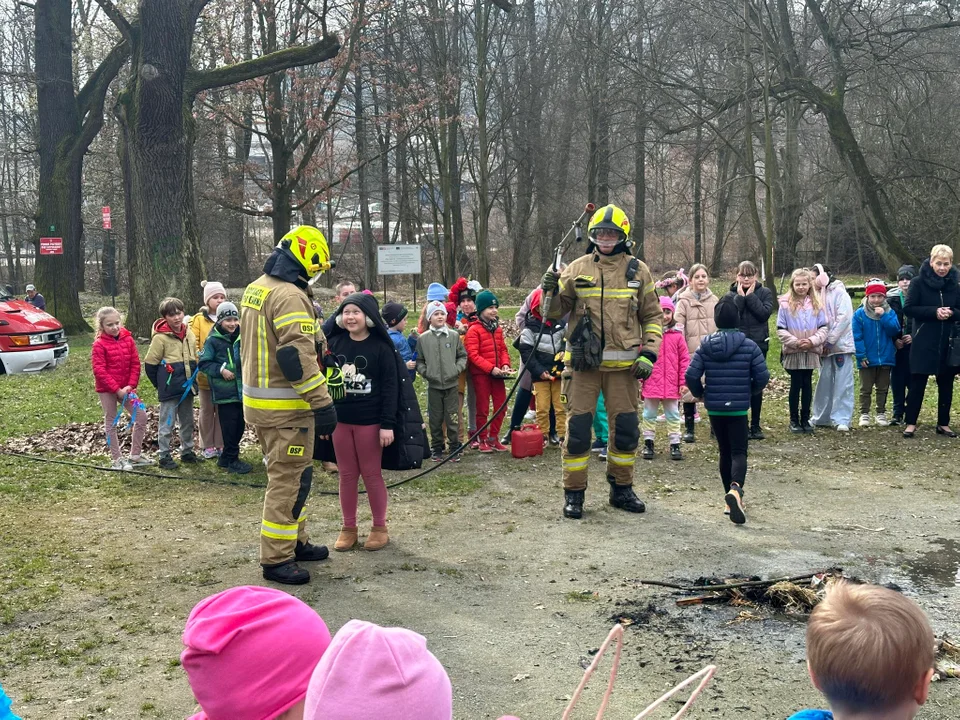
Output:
[182, 586, 332, 720]
[304, 619, 452, 720]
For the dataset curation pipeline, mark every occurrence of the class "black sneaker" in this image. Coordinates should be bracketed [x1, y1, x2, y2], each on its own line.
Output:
[431, 451, 444, 462]
[500, 430, 514, 446]
[591, 438, 606, 453]
[158, 455, 178, 470]
[725, 485, 746, 525]
[226, 459, 252, 474]
[295, 541, 330, 562]
[890, 415, 903, 426]
[801, 421, 815, 434]
[180, 451, 203, 464]
[749, 427, 765, 440]
[262, 560, 310, 585]
[670, 444, 683, 461]
[598, 446, 607, 462]
[789, 421, 803, 434]
[549, 432, 561, 446]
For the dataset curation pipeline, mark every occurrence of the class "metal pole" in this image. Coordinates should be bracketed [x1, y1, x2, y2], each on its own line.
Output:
[383, 275, 387, 305]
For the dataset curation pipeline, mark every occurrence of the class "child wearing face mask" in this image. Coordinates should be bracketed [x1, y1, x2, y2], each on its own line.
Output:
[91, 306, 150, 470]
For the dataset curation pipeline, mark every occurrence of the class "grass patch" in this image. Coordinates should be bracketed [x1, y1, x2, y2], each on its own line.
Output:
[407, 471, 484, 496]
[565, 590, 600, 603]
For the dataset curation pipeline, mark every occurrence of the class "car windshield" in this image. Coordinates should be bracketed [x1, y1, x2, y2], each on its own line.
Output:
[0, 286, 12, 301]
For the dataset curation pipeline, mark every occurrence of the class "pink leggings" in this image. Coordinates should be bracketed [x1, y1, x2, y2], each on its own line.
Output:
[99, 392, 147, 461]
[332, 423, 388, 527]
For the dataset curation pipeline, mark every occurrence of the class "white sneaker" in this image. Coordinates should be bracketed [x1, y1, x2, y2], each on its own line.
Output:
[858, 414, 871, 427]
[129, 454, 155, 467]
[875, 413, 889, 426]
[837, 424, 851, 432]
[202, 447, 220, 460]
[111, 458, 133, 471]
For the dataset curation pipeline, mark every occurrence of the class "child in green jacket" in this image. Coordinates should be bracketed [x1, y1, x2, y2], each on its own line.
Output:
[198, 302, 250, 474]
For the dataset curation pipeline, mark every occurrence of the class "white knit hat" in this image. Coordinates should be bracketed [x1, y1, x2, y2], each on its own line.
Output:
[202, 280, 226, 305]
[425, 301, 447, 321]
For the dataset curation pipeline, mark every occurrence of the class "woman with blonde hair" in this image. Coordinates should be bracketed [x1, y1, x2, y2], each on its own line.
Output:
[902, 244, 960, 437]
[674, 263, 717, 442]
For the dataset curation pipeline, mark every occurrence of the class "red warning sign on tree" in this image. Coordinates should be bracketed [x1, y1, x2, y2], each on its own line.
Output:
[102, 206, 111, 230]
[39, 237, 63, 255]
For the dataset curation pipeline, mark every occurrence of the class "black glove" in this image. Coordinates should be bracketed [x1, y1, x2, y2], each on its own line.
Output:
[313, 403, 338, 436]
[541, 270, 560, 293]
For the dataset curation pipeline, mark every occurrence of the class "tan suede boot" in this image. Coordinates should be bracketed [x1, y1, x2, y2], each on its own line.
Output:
[363, 525, 389, 551]
[334, 526, 358, 551]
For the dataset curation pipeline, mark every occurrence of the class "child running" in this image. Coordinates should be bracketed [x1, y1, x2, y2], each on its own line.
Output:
[145, 297, 201, 470]
[517, 287, 566, 446]
[641, 296, 690, 461]
[416, 301, 467, 461]
[326, 293, 400, 552]
[685, 295, 769, 524]
[777, 269, 828, 433]
[787, 581, 935, 720]
[91, 307, 150, 470]
[465, 290, 511, 452]
[198, 302, 251, 474]
[853, 280, 900, 427]
[189, 281, 226, 459]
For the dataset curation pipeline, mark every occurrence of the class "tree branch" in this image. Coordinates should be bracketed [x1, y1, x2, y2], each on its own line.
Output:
[186, 35, 341, 97]
[92, 0, 133, 46]
[73, 40, 130, 162]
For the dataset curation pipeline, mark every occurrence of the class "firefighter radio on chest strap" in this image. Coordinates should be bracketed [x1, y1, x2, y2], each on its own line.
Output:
[568, 312, 602, 371]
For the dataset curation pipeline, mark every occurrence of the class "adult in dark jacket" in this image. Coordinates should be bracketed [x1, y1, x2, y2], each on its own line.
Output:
[686, 295, 769, 524]
[886, 264, 916, 424]
[903, 247, 960, 437]
[730, 260, 774, 439]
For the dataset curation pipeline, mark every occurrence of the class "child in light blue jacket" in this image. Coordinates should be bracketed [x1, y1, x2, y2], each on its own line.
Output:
[852, 280, 900, 427]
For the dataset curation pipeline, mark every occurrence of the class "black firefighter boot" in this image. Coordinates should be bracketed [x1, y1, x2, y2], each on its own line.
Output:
[641, 439, 655, 460]
[608, 476, 646, 513]
[682, 416, 696, 443]
[563, 490, 584, 519]
[262, 560, 311, 585]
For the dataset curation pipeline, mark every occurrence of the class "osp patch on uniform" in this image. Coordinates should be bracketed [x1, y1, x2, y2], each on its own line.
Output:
[287, 445, 305, 457]
[300, 321, 316, 334]
[241, 284, 271, 310]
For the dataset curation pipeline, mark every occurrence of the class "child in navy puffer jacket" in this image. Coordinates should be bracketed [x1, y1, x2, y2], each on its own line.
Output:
[852, 280, 900, 428]
[686, 294, 769, 524]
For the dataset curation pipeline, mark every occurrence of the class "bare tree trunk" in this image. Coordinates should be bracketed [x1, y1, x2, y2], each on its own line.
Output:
[692, 123, 703, 264]
[355, 69, 377, 291]
[633, 113, 647, 261]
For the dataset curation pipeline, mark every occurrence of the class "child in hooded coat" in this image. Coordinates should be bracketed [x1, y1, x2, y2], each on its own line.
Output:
[640, 296, 690, 461]
[91, 306, 150, 470]
[517, 288, 566, 445]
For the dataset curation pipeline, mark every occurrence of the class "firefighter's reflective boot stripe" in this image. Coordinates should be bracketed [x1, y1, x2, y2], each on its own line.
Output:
[256, 423, 315, 566]
[562, 369, 640, 491]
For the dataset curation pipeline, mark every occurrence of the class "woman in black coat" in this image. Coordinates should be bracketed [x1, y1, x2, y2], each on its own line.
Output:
[902, 245, 960, 437]
[730, 261, 774, 439]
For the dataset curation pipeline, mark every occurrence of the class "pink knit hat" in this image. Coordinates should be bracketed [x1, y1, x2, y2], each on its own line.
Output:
[303, 619, 452, 720]
[659, 295, 675, 311]
[181, 586, 332, 720]
[202, 280, 226, 305]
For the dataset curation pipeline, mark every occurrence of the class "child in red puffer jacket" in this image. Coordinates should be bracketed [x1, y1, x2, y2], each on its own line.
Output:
[91, 307, 151, 469]
[464, 290, 511, 452]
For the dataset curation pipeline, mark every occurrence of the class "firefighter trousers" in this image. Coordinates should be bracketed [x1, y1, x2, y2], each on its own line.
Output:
[255, 422, 315, 567]
[562, 369, 639, 491]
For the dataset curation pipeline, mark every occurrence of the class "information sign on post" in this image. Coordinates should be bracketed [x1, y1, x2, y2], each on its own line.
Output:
[102, 206, 112, 229]
[377, 244, 422, 275]
[39, 237, 63, 255]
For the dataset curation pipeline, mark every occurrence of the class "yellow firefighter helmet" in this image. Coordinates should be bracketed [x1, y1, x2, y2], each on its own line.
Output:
[279, 225, 331, 278]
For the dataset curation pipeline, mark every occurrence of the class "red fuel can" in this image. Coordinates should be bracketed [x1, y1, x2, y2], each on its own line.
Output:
[511, 424, 544, 459]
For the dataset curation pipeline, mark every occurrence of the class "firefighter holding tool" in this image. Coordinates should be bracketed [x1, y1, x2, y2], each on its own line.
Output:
[241, 225, 340, 585]
[541, 204, 662, 519]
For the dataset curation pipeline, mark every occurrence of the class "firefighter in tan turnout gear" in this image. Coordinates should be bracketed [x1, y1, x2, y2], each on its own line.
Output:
[241, 225, 339, 585]
[542, 204, 662, 519]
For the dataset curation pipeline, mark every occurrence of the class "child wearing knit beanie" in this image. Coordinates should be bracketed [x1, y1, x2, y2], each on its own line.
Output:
[190, 280, 228, 460]
[303, 620, 452, 720]
[181, 586, 332, 720]
[852, 280, 900, 427]
[416, 301, 467, 461]
[464, 290, 512, 452]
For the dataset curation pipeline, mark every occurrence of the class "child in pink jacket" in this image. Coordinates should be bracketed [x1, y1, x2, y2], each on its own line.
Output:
[640, 296, 690, 460]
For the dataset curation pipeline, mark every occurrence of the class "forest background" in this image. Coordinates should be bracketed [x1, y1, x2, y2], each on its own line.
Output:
[1, 0, 959, 334]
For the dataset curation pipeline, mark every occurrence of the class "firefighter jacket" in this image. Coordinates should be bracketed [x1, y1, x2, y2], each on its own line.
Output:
[240, 251, 332, 427]
[547, 249, 662, 370]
